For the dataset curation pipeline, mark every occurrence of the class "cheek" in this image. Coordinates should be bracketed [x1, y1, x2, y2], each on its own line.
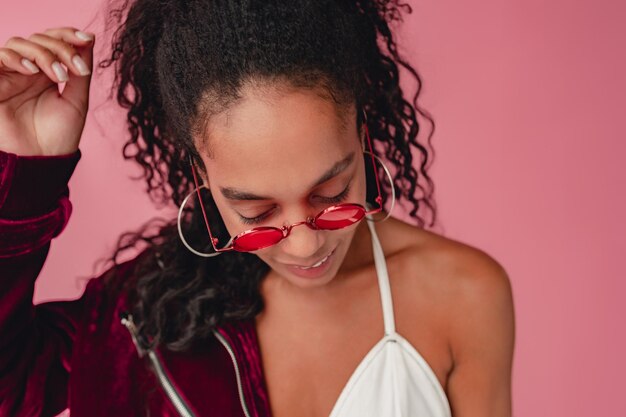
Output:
[356, 174, 368, 205]
[207, 197, 249, 242]
[218, 209, 241, 234]
[350, 158, 368, 203]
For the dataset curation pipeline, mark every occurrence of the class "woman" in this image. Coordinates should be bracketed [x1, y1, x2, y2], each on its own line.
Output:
[0, 0, 515, 416]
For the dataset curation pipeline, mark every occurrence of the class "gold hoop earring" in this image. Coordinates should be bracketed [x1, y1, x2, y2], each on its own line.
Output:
[177, 185, 224, 258]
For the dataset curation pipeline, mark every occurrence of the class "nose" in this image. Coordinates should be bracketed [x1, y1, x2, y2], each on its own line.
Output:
[280, 218, 323, 260]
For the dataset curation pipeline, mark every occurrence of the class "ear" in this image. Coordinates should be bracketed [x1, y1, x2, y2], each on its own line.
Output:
[359, 108, 369, 152]
[359, 124, 366, 152]
[189, 154, 211, 189]
[198, 168, 211, 188]
[199, 173, 210, 188]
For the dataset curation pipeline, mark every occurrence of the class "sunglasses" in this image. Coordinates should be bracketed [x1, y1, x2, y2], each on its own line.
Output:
[188, 115, 384, 253]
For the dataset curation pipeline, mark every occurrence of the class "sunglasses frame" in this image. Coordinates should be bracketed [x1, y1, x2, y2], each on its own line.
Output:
[188, 111, 384, 253]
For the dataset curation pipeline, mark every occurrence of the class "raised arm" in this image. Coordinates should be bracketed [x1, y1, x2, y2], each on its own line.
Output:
[0, 25, 94, 416]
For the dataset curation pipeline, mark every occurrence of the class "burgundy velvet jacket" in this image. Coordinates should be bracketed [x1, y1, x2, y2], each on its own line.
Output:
[0, 148, 272, 417]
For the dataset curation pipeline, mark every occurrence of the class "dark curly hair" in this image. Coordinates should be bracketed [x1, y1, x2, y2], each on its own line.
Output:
[95, 0, 438, 352]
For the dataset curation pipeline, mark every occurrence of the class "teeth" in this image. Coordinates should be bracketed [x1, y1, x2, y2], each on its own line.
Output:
[296, 252, 331, 269]
[311, 257, 326, 268]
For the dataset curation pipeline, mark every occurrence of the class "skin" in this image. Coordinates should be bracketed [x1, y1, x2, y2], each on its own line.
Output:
[0, 27, 93, 156]
[195, 82, 516, 417]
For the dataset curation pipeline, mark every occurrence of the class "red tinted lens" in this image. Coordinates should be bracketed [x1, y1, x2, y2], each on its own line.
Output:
[232, 227, 284, 251]
[314, 204, 365, 230]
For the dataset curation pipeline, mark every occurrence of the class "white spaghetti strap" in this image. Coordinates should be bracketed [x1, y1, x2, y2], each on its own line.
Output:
[366, 219, 396, 335]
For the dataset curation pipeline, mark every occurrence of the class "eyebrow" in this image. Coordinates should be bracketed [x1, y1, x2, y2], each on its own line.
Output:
[219, 151, 355, 201]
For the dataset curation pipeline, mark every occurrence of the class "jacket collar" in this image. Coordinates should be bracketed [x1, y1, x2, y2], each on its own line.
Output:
[120, 310, 272, 417]
[215, 319, 272, 417]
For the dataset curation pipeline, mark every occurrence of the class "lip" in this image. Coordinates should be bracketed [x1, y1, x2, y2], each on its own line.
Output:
[283, 248, 336, 279]
[285, 248, 335, 268]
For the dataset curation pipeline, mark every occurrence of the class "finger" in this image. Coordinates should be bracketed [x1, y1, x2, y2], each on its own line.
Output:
[4, 36, 69, 83]
[42, 27, 95, 46]
[28, 33, 91, 77]
[29, 27, 95, 109]
[60, 40, 93, 113]
[0, 47, 41, 75]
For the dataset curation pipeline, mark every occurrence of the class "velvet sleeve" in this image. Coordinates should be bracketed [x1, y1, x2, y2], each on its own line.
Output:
[0, 148, 85, 417]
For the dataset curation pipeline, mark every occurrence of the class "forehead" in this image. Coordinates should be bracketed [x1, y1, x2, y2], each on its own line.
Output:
[200, 86, 357, 195]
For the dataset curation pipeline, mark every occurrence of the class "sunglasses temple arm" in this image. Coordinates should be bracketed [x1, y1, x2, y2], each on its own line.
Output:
[363, 123, 384, 209]
[189, 156, 230, 252]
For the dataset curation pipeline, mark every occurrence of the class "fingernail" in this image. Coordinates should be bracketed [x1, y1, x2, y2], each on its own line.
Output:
[21, 58, 40, 74]
[72, 55, 91, 76]
[75, 30, 94, 41]
[52, 61, 68, 82]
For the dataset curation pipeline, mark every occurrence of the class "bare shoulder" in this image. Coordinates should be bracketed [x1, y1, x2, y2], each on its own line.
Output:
[380, 218, 515, 414]
[379, 217, 513, 305]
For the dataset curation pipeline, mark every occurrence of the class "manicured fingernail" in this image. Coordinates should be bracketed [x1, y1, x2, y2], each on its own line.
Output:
[52, 61, 68, 82]
[75, 30, 94, 41]
[21, 58, 40, 73]
[72, 55, 90, 76]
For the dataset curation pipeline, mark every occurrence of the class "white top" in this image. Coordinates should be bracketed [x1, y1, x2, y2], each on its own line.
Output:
[327, 219, 452, 417]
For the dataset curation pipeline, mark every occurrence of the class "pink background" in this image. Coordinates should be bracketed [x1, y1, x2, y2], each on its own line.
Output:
[2, 0, 624, 416]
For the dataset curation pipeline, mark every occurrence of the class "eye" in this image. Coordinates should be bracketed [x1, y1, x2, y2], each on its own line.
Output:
[316, 182, 351, 204]
[238, 207, 276, 225]
[237, 182, 352, 226]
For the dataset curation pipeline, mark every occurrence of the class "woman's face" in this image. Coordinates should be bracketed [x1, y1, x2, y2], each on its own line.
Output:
[195, 83, 368, 289]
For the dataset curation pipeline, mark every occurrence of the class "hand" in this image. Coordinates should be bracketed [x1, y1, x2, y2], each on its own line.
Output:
[0, 26, 95, 156]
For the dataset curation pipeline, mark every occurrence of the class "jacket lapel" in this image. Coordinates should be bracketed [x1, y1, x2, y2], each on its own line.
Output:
[215, 319, 272, 417]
